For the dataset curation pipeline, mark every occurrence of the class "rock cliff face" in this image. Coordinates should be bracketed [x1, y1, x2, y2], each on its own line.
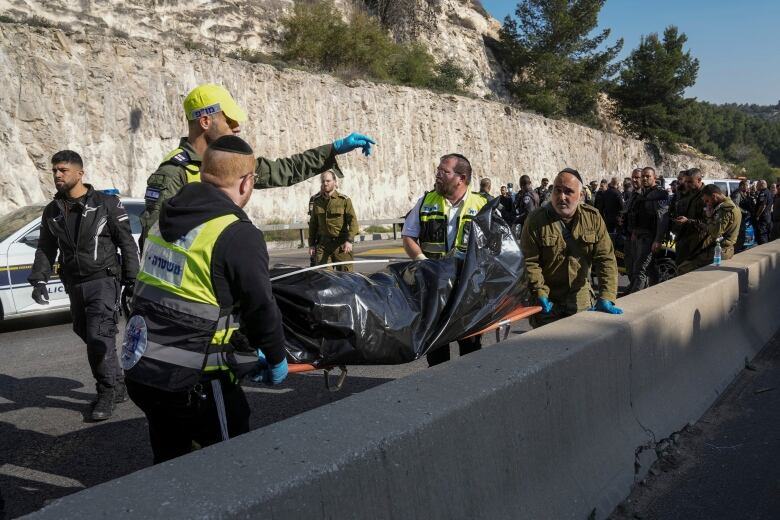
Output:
[0, 0, 505, 98]
[0, 23, 730, 224]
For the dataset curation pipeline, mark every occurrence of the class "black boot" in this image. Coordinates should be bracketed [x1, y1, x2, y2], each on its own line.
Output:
[114, 381, 128, 404]
[92, 384, 115, 421]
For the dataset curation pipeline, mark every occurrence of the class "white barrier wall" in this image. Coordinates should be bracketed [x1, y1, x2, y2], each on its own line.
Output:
[28, 241, 780, 520]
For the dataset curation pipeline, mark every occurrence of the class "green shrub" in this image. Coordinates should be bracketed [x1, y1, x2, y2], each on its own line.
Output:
[281, 1, 469, 94]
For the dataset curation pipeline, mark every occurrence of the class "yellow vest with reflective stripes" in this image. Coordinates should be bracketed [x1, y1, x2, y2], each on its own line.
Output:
[127, 213, 255, 391]
[161, 147, 201, 183]
[418, 191, 487, 258]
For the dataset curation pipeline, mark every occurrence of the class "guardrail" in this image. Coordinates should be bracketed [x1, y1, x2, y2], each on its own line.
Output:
[28, 242, 780, 520]
[258, 219, 405, 246]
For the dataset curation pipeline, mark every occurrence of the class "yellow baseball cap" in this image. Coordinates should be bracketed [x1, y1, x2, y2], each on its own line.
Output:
[182, 83, 247, 122]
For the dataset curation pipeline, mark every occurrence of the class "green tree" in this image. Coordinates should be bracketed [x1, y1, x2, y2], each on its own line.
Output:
[610, 26, 699, 147]
[495, 0, 622, 123]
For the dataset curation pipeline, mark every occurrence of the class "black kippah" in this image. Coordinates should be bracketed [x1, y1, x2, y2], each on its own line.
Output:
[209, 135, 254, 156]
[558, 167, 583, 184]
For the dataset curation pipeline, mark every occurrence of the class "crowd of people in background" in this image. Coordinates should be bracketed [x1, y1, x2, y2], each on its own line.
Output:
[482, 168, 779, 297]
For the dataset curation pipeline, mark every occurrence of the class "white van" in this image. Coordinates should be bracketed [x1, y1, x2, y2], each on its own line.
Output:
[702, 178, 743, 197]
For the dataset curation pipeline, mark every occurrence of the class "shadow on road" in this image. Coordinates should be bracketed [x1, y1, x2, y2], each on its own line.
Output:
[0, 374, 95, 418]
[0, 417, 150, 519]
[0, 312, 71, 334]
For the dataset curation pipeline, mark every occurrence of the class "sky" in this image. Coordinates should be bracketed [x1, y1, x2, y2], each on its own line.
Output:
[479, 0, 780, 105]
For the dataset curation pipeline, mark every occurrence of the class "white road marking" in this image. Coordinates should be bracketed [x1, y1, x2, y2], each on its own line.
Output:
[0, 464, 85, 488]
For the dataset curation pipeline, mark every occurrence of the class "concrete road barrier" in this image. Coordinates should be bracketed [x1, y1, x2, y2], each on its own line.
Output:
[27, 242, 780, 520]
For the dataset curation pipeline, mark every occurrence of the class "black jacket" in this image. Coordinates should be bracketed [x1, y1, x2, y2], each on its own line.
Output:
[599, 187, 624, 232]
[30, 185, 139, 287]
[156, 182, 286, 365]
[626, 185, 670, 243]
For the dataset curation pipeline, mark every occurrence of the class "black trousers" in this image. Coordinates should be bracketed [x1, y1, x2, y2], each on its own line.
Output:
[69, 277, 122, 388]
[628, 233, 658, 293]
[756, 220, 772, 245]
[426, 336, 482, 367]
[735, 212, 748, 252]
[126, 378, 251, 464]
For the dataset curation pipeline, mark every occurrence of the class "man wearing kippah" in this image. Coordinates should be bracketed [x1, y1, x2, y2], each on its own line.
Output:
[139, 83, 376, 250]
[520, 168, 622, 328]
[124, 135, 289, 463]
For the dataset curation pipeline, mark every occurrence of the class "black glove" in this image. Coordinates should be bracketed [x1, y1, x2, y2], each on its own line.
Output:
[121, 281, 135, 316]
[31, 282, 49, 305]
[229, 331, 255, 354]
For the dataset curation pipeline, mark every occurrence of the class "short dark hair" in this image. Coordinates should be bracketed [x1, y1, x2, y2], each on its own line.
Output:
[642, 166, 656, 176]
[685, 168, 702, 179]
[520, 174, 531, 187]
[702, 184, 722, 196]
[479, 178, 491, 190]
[541, 177, 549, 183]
[440, 153, 472, 184]
[51, 150, 83, 168]
[632, 168, 642, 175]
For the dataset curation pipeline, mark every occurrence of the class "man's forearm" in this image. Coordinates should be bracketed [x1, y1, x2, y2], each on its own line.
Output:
[402, 236, 423, 259]
[254, 144, 342, 189]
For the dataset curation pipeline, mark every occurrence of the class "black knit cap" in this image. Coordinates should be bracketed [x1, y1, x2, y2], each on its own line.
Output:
[558, 167, 583, 184]
[208, 135, 254, 155]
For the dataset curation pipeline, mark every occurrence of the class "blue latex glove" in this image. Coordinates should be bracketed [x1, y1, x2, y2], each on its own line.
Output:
[333, 133, 376, 157]
[251, 350, 289, 385]
[592, 298, 624, 315]
[538, 295, 553, 314]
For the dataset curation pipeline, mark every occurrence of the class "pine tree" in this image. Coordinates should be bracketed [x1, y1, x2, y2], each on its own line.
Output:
[610, 26, 699, 147]
[495, 0, 622, 123]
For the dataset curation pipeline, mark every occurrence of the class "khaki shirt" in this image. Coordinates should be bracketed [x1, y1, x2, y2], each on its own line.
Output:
[140, 138, 342, 245]
[308, 190, 359, 245]
[521, 203, 618, 312]
[706, 197, 741, 253]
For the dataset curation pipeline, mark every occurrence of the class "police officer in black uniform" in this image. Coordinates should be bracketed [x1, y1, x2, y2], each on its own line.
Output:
[625, 166, 669, 293]
[753, 180, 774, 244]
[514, 175, 539, 226]
[29, 150, 139, 421]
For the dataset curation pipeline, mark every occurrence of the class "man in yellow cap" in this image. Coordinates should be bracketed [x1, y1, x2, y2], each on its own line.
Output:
[139, 83, 376, 248]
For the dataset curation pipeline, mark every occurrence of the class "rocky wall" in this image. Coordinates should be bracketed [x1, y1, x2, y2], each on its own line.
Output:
[0, 24, 731, 224]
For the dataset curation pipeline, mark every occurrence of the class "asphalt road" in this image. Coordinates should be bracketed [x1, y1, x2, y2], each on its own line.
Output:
[0, 240, 534, 519]
[609, 334, 780, 520]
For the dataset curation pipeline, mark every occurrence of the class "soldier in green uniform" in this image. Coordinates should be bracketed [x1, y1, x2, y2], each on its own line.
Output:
[673, 168, 708, 275]
[308, 170, 359, 272]
[139, 83, 376, 249]
[521, 168, 622, 329]
[674, 184, 741, 272]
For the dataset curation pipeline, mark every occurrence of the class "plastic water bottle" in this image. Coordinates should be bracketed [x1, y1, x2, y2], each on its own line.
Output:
[713, 238, 722, 266]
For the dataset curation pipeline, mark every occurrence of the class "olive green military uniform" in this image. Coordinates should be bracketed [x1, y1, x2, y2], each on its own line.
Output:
[521, 204, 618, 328]
[678, 197, 741, 274]
[139, 138, 343, 248]
[308, 190, 359, 272]
[674, 187, 708, 275]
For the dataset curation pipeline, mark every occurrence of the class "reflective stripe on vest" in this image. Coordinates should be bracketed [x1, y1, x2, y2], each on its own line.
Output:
[130, 213, 246, 390]
[161, 147, 201, 183]
[418, 191, 487, 258]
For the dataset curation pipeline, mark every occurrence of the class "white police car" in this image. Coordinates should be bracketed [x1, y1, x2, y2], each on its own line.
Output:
[0, 195, 144, 320]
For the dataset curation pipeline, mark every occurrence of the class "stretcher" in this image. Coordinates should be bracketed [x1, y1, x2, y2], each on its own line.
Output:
[284, 302, 542, 391]
[270, 199, 534, 391]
